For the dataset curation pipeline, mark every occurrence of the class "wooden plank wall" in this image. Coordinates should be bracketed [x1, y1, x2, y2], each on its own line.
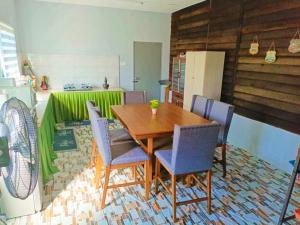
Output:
[170, 1, 210, 105]
[207, 0, 243, 103]
[235, 0, 300, 133]
[170, 0, 300, 134]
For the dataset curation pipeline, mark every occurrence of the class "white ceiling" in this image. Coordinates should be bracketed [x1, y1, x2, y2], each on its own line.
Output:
[37, 0, 204, 13]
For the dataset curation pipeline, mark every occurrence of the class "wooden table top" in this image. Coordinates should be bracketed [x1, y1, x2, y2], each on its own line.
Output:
[111, 103, 211, 139]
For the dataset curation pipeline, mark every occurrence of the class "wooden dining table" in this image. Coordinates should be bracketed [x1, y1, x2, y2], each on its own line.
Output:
[111, 103, 211, 182]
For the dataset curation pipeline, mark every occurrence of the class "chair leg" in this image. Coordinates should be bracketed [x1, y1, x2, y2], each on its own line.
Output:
[101, 166, 111, 209]
[94, 153, 103, 189]
[206, 170, 212, 214]
[154, 158, 160, 194]
[222, 144, 227, 178]
[89, 139, 97, 168]
[181, 177, 186, 185]
[186, 175, 192, 187]
[144, 161, 150, 200]
[132, 166, 137, 181]
[171, 175, 177, 222]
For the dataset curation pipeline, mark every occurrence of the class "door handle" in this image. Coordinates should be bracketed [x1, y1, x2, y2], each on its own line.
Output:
[133, 76, 140, 83]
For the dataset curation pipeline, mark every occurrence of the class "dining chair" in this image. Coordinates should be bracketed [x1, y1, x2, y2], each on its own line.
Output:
[92, 112, 150, 209]
[86, 100, 133, 168]
[86, 100, 98, 167]
[154, 123, 220, 221]
[124, 91, 147, 104]
[190, 95, 212, 118]
[123, 91, 173, 153]
[207, 100, 234, 177]
[86, 100, 115, 123]
[94, 105, 133, 141]
[86, 100, 96, 117]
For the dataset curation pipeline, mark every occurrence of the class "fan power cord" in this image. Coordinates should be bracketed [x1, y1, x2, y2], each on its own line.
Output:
[0, 216, 7, 225]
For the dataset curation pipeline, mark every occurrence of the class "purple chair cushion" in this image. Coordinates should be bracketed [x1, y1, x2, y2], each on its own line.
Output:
[90, 106, 133, 143]
[111, 143, 149, 165]
[91, 110, 147, 166]
[110, 128, 133, 143]
[154, 149, 172, 172]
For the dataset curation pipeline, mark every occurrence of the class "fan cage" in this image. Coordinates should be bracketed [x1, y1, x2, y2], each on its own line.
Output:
[0, 97, 39, 200]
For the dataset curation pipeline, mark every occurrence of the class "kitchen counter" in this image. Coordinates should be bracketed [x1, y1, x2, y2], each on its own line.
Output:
[36, 88, 123, 183]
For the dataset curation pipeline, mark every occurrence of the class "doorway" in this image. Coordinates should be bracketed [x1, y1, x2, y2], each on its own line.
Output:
[133, 41, 162, 101]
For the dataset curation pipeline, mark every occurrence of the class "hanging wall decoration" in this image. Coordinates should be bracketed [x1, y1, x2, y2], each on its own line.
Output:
[249, 35, 259, 55]
[288, 30, 300, 53]
[265, 41, 276, 63]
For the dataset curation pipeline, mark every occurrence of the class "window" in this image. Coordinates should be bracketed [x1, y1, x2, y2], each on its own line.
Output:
[0, 22, 20, 79]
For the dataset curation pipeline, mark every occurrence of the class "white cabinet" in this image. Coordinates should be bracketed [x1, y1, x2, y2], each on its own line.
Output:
[183, 51, 225, 110]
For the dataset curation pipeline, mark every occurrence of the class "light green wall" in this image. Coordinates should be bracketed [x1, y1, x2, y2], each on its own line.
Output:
[228, 114, 300, 173]
[0, 0, 21, 79]
[0, 1, 17, 216]
[0, 0, 17, 29]
[15, 0, 171, 91]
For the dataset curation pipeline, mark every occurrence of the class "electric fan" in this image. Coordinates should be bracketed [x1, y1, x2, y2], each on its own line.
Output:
[0, 97, 39, 200]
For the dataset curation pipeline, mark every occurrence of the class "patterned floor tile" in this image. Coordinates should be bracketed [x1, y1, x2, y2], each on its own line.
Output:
[5, 124, 300, 225]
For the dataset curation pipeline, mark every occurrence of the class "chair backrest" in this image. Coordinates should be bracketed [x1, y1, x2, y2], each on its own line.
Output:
[86, 100, 96, 119]
[89, 105, 102, 134]
[190, 95, 211, 118]
[87, 100, 103, 137]
[171, 123, 220, 174]
[90, 109, 112, 166]
[124, 91, 146, 104]
[207, 100, 234, 145]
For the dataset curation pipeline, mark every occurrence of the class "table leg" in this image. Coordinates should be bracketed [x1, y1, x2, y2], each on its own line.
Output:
[147, 138, 154, 182]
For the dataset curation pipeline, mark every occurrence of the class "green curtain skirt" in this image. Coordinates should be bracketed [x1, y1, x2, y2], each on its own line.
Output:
[38, 90, 122, 183]
[38, 96, 59, 184]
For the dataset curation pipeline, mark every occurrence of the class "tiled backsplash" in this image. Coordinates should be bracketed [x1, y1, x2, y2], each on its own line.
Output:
[23, 54, 120, 90]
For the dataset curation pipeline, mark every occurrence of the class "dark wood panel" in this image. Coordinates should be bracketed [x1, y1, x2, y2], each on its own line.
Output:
[236, 71, 300, 86]
[236, 77, 300, 96]
[242, 17, 300, 34]
[238, 57, 300, 66]
[179, 13, 210, 26]
[233, 92, 300, 114]
[243, 0, 279, 11]
[235, 106, 300, 134]
[243, 0, 300, 19]
[239, 47, 300, 57]
[170, 0, 300, 134]
[207, 43, 237, 50]
[234, 85, 300, 105]
[243, 7, 300, 26]
[177, 1, 210, 19]
[177, 37, 208, 45]
[237, 64, 300, 76]
[178, 20, 209, 30]
[208, 0, 242, 104]
[233, 99, 300, 124]
[241, 28, 299, 42]
[240, 38, 293, 49]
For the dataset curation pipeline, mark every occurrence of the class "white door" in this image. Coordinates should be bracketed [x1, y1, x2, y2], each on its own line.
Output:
[134, 42, 162, 101]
